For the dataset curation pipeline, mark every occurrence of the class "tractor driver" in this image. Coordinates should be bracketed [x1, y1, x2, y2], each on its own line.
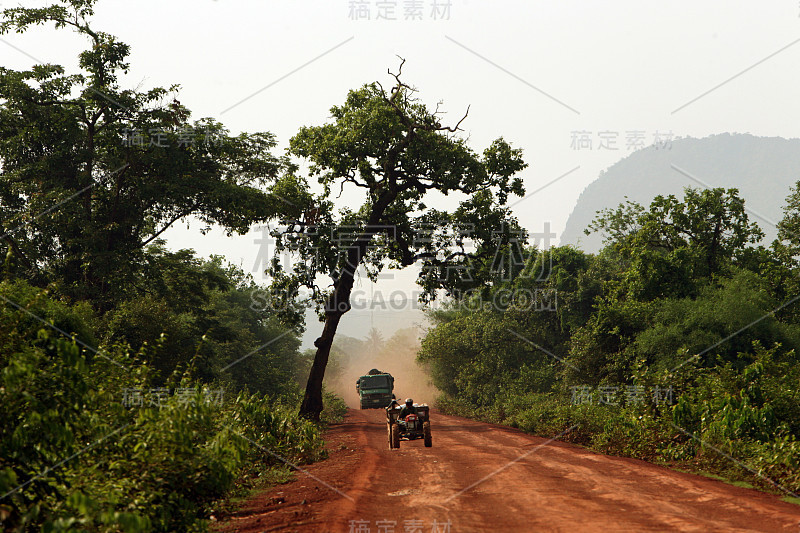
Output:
[398, 398, 416, 419]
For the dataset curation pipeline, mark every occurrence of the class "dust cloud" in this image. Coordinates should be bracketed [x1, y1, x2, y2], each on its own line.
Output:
[324, 326, 439, 409]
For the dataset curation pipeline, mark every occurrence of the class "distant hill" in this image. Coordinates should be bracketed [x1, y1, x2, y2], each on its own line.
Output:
[560, 133, 800, 253]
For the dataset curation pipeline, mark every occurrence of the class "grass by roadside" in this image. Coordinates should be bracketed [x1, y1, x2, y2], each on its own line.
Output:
[435, 392, 800, 502]
[210, 390, 348, 528]
[1, 332, 348, 533]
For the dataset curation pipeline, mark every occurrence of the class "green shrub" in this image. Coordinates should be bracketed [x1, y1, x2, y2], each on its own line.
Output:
[0, 334, 329, 532]
[320, 390, 348, 425]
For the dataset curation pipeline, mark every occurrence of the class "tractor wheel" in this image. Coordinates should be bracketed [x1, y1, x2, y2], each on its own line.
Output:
[391, 423, 401, 449]
[423, 421, 432, 447]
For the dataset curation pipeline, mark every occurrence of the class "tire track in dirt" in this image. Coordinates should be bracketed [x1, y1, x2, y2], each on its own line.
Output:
[326, 412, 380, 526]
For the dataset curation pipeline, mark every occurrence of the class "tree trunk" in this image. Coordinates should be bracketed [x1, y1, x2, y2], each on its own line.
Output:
[299, 307, 344, 420]
[299, 269, 355, 420]
[298, 191, 397, 421]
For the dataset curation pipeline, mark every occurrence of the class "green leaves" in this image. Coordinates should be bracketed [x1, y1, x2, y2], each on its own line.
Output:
[0, 2, 286, 308]
[481, 138, 526, 203]
[0, 282, 325, 531]
[275, 71, 529, 315]
[588, 187, 765, 300]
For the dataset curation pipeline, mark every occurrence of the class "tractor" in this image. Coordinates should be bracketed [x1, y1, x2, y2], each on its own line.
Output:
[386, 401, 432, 449]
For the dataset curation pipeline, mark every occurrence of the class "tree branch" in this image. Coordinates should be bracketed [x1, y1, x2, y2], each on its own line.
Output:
[138, 209, 195, 248]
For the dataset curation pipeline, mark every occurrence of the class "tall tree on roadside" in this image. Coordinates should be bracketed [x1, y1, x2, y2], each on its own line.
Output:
[270, 61, 527, 420]
[0, 0, 302, 308]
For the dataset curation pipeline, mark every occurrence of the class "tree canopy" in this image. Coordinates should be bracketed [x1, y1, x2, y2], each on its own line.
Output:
[0, 0, 299, 308]
[268, 60, 528, 419]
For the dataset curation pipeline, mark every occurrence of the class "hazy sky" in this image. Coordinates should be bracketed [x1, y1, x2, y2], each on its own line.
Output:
[4, 0, 800, 343]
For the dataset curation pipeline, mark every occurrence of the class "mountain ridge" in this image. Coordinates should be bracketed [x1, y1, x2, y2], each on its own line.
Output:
[560, 133, 800, 252]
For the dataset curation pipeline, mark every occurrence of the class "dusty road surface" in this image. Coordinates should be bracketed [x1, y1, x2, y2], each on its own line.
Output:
[218, 409, 800, 532]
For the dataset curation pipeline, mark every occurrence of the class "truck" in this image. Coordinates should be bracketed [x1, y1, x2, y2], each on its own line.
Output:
[356, 369, 395, 409]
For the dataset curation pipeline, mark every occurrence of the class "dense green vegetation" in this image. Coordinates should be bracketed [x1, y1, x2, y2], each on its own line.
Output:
[420, 186, 800, 497]
[0, 2, 344, 531]
[0, 268, 351, 531]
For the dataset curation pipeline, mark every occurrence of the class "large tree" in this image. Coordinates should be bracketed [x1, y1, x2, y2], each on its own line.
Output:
[270, 61, 528, 420]
[0, 0, 300, 308]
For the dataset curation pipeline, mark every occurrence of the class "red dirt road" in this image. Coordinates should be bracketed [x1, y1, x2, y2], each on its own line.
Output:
[218, 409, 800, 532]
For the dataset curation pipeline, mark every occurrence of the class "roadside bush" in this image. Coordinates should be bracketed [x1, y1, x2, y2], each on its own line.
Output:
[1, 351, 330, 532]
[0, 277, 340, 532]
[590, 411, 672, 461]
[506, 397, 611, 446]
[320, 390, 349, 425]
